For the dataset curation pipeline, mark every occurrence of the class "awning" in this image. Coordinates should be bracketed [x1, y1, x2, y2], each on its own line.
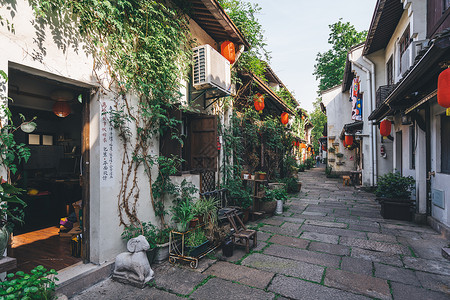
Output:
[343, 121, 363, 134]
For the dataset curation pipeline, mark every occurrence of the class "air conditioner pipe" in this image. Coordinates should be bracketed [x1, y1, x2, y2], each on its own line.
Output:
[231, 44, 245, 69]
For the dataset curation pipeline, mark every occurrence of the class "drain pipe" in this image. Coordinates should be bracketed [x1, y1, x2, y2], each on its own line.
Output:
[362, 56, 377, 186]
[351, 57, 376, 186]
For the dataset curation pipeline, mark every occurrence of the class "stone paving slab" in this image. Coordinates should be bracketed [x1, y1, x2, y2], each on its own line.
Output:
[259, 224, 300, 237]
[373, 262, 420, 286]
[301, 211, 327, 216]
[241, 253, 324, 282]
[367, 232, 397, 243]
[304, 220, 348, 228]
[152, 263, 207, 295]
[324, 268, 391, 300]
[301, 231, 339, 244]
[309, 241, 350, 256]
[256, 231, 272, 242]
[403, 256, 450, 276]
[268, 274, 370, 300]
[415, 270, 450, 294]
[401, 236, 449, 261]
[348, 224, 381, 233]
[71, 279, 184, 300]
[340, 236, 410, 255]
[390, 281, 449, 300]
[271, 216, 305, 224]
[190, 277, 274, 300]
[381, 223, 438, 234]
[264, 244, 341, 268]
[261, 218, 284, 226]
[268, 234, 309, 249]
[203, 261, 274, 289]
[293, 214, 336, 222]
[254, 241, 267, 252]
[350, 247, 403, 267]
[340, 257, 373, 276]
[300, 224, 367, 239]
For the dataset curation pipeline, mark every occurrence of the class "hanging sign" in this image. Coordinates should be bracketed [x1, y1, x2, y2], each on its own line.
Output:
[351, 78, 362, 121]
[100, 100, 116, 187]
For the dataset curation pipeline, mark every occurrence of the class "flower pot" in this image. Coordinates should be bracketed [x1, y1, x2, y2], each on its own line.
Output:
[186, 241, 210, 258]
[146, 247, 157, 264]
[154, 242, 170, 264]
[258, 173, 267, 180]
[297, 182, 302, 192]
[189, 218, 199, 228]
[276, 200, 283, 215]
[176, 222, 188, 232]
[260, 201, 277, 215]
[378, 198, 414, 221]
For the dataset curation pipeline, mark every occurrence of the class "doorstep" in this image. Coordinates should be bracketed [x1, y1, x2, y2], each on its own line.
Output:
[56, 260, 115, 298]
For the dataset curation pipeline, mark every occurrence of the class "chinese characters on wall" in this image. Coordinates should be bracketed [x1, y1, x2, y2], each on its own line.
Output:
[100, 101, 115, 186]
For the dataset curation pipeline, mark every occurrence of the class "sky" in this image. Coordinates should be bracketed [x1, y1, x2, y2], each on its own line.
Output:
[246, 0, 377, 113]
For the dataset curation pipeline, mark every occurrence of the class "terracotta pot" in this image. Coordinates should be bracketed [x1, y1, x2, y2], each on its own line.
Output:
[189, 218, 199, 228]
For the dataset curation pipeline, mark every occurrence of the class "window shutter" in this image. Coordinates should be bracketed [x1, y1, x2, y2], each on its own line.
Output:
[189, 115, 218, 171]
[160, 108, 182, 174]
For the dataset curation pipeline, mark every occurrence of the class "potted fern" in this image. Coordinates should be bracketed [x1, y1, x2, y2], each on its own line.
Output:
[375, 172, 415, 221]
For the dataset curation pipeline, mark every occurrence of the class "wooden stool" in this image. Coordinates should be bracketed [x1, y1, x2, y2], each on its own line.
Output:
[342, 176, 351, 186]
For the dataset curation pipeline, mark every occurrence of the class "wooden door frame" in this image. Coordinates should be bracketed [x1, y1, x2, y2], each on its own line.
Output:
[81, 90, 90, 263]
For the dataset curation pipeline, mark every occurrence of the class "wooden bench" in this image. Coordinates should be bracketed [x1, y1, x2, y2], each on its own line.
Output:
[342, 176, 351, 186]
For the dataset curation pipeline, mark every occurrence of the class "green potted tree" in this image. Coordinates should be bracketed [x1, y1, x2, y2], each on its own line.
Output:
[375, 172, 415, 221]
[171, 200, 194, 232]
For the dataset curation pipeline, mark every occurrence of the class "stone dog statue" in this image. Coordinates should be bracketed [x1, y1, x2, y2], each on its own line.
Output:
[113, 235, 154, 288]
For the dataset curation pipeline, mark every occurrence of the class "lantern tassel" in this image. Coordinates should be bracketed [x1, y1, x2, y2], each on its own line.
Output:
[447, 108, 450, 116]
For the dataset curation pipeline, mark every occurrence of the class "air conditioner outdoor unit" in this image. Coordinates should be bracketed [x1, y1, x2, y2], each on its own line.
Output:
[193, 44, 231, 95]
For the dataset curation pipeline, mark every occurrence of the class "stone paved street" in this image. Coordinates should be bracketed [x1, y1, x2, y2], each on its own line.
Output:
[71, 167, 450, 299]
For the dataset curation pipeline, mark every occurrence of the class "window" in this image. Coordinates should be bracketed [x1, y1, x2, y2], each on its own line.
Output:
[28, 134, 54, 145]
[386, 56, 393, 86]
[441, 114, 450, 174]
[409, 125, 415, 170]
[445, 0, 450, 11]
[399, 25, 411, 57]
[160, 108, 218, 174]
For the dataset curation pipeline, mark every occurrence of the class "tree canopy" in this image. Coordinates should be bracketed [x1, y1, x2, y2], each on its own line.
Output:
[313, 20, 367, 93]
[309, 98, 327, 153]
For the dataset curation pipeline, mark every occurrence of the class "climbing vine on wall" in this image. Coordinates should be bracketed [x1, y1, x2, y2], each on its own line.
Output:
[30, 0, 192, 227]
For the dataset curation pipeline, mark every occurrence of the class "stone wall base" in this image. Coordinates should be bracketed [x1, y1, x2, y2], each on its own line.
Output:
[427, 216, 450, 240]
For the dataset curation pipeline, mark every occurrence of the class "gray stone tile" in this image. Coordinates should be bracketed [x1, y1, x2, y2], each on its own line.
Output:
[264, 244, 341, 268]
[152, 264, 207, 295]
[341, 257, 373, 276]
[241, 253, 324, 282]
[72, 278, 184, 300]
[281, 221, 301, 231]
[268, 274, 370, 300]
[324, 268, 391, 300]
[259, 224, 299, 237]
[190, 277, 274, 300]
[262, 218, 284, 226]
[302, 211, 327, 216]
[403, 256, 450, 276]
[274, 216, 305, 224]
[402, 236, 450, 261]
[304, 220, 348, 228]
[203, 261, 274, 289]
[367, 232, 397, 243]
[300, 224, 367, 239]
[348, 224, 381, 233]
[351, 247, 403, 267]
[340, 236, 409, 255]
[309, 241, 350, 256]
[256, 231, 272, 242]
[222, 248, 246, 263]
[301, 231, 339, 244]
[374, 262, 420, 286]
[415, 270, 450, 294]
[253, 241, 267, 251]
[390, 281, 449, 300]
[268, 234, 309, 249]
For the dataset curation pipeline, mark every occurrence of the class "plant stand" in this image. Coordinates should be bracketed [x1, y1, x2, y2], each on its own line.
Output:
[243, 178, 268, 221]
[378, 198, 415, 221]
[168, 225, 218, 269]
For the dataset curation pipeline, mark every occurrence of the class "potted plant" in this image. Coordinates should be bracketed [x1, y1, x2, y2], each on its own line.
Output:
[185, 228, 209, 257]
[171, 200, 194, 232]
[375, 172, 415, 221]
[298, 164, 305, 172]
[255, 171, 267, 180]
[121, 222, 157, 264]
[154, 227, 172, 263]
[260, 186, 287, 215]
[281, 177, 301, 193]
[336, 153, 344, 158]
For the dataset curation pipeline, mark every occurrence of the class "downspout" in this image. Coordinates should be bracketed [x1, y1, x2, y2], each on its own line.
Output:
[352, 57, 376, 186]
[362, 56, 377, 186]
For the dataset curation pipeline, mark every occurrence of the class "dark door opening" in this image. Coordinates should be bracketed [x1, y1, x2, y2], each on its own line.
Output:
[7, 68, 90, 273]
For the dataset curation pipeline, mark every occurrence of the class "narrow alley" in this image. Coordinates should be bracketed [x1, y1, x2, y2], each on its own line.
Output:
[71, 167, 450, 300]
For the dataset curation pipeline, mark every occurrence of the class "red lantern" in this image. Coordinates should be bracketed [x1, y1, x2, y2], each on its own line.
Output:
[307, 147, 311, 152]
[281, 112, 289, 125]
[254, 93, 265, 112]
[345, 135, 353, 146]
[300, 143, 306, 149]
[53, 101, 71, 118]
[380, 119, 391, 137]
[221, 41, 236, 64]
[301, 115, 305, 120]
[438, 68, 450, 116]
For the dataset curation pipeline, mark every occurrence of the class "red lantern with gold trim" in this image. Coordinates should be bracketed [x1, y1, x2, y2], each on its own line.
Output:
[281, 112, 289, 125]
[254, 93, 265, 113]
[438, 68, 450, 116]
[300, 143, 306, 149]
[53, 101, 71, 118]
[221, 41, 236, 64]
[307, 147, 311, 152]
[345, 135, 353, 147]
[380, 119, 391, 137]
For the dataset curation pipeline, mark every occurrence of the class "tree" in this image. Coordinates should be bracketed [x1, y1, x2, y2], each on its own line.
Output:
[310, 98, 327, 153]
[313, 20, 367, 92]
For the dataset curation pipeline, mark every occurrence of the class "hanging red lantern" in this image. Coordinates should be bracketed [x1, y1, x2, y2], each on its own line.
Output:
[300, 143, 306, 149]
[221, 41, 236, 64]
[281, 112, 289, 125]
[307, 147, 311, 152]
[301, 115, 305, 120]
[380, 119, 391, 137]
[345, 135, 354, 147]
[438, 68, 450, 116]
[254, 93, 265, 113]
[322, 145, 326, 151]
[53, 101, 71, 118]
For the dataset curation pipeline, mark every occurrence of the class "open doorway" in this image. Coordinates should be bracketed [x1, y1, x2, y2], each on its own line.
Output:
[7, 68, 90, 273]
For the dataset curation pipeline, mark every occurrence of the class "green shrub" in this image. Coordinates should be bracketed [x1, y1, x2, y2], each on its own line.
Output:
[298, 164, 305, 172]
[281, 177, 300, 193]
[264, 187, 288, 202]
[0, 266, 58, 300]
[375, 172, 415, 199]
